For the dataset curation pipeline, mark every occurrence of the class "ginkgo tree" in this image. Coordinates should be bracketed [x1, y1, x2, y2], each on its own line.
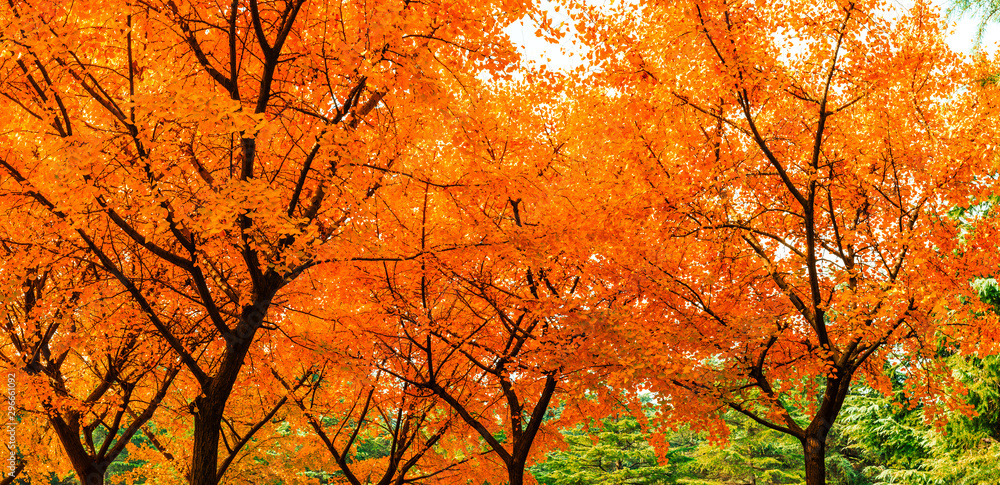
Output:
[568, 0, 997, 483]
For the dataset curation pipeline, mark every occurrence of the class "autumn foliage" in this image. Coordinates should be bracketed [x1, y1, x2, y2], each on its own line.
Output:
[0, 0, 998, 484]
[565, 0, 999, 483]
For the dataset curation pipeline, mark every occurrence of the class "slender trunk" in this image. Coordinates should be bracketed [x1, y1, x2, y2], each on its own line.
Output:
[802, 367, 852, 485]
[0, 459, 25, 485]
[506, 374, 556, 485]
[189, 394, 225, 485]
[188, 301, 269, 485]
[802, 430, 827, 485]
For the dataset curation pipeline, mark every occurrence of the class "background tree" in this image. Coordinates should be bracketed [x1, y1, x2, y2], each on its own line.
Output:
[0, 208, 181, 485]
[681, 411, 805, 485]
[328, 78, 609, 485]
[949, 0, 1000, 48]
[567, 0, 994, 483]
[531, 411, 676, 485]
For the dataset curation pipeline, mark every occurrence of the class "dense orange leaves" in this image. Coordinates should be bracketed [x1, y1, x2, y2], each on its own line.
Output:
[0, 0, 561, 481]
[565, 0, 998, 483]
[0, 0, 998, 483]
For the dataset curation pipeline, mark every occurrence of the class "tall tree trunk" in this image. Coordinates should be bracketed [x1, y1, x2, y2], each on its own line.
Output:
[802, 430, 828, 485]
[188, 301, 269, 485]
[189, 393, 226, 485]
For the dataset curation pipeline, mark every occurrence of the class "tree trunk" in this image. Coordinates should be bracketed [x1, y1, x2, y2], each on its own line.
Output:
[189, 394, 225, 485]
[507, 463, 525, 485]
[49, 416, 108, 485]
[802, 430, 828, 485]
[188, 301, 270, 485]
[80, 463, 108, 485]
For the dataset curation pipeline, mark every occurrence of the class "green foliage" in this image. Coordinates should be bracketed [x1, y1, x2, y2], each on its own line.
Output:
[828, 351, 1000, 485]
[533, 415, 675, 485]
[973, 278, 1000, 313]
[676, 412, 804, 485]
[837, 390, 933, 483]
[949, 0, 1000, 49]
[532, 404, 876, 485]
[531, 395, 886, 485]
[916, 354, 1000, 484]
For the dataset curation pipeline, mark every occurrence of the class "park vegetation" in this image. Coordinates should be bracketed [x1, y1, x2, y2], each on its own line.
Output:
[1, 0, 1000, 484]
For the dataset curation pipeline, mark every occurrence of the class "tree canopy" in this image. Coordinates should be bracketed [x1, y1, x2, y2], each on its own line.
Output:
[1, 0, 998, 484]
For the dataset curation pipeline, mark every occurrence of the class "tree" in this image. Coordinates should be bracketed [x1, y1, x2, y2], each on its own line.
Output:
[835, 328, 1000, 482]
[0, 207, 180, 484]
[568, 0, 993, 483]
[358, 254, 569, 485]
[275, 359, 475, 484]
[532, 414, 676, 485]
[681, 411, 805, 485]
[0, 0, 547, 482]
[329, 78, 608, 485]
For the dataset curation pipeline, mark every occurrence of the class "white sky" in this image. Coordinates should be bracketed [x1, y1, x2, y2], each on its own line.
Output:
[505, 0, 1000, 71]
[937, 3, 1000, 51]
[505, 0, 582, 72]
